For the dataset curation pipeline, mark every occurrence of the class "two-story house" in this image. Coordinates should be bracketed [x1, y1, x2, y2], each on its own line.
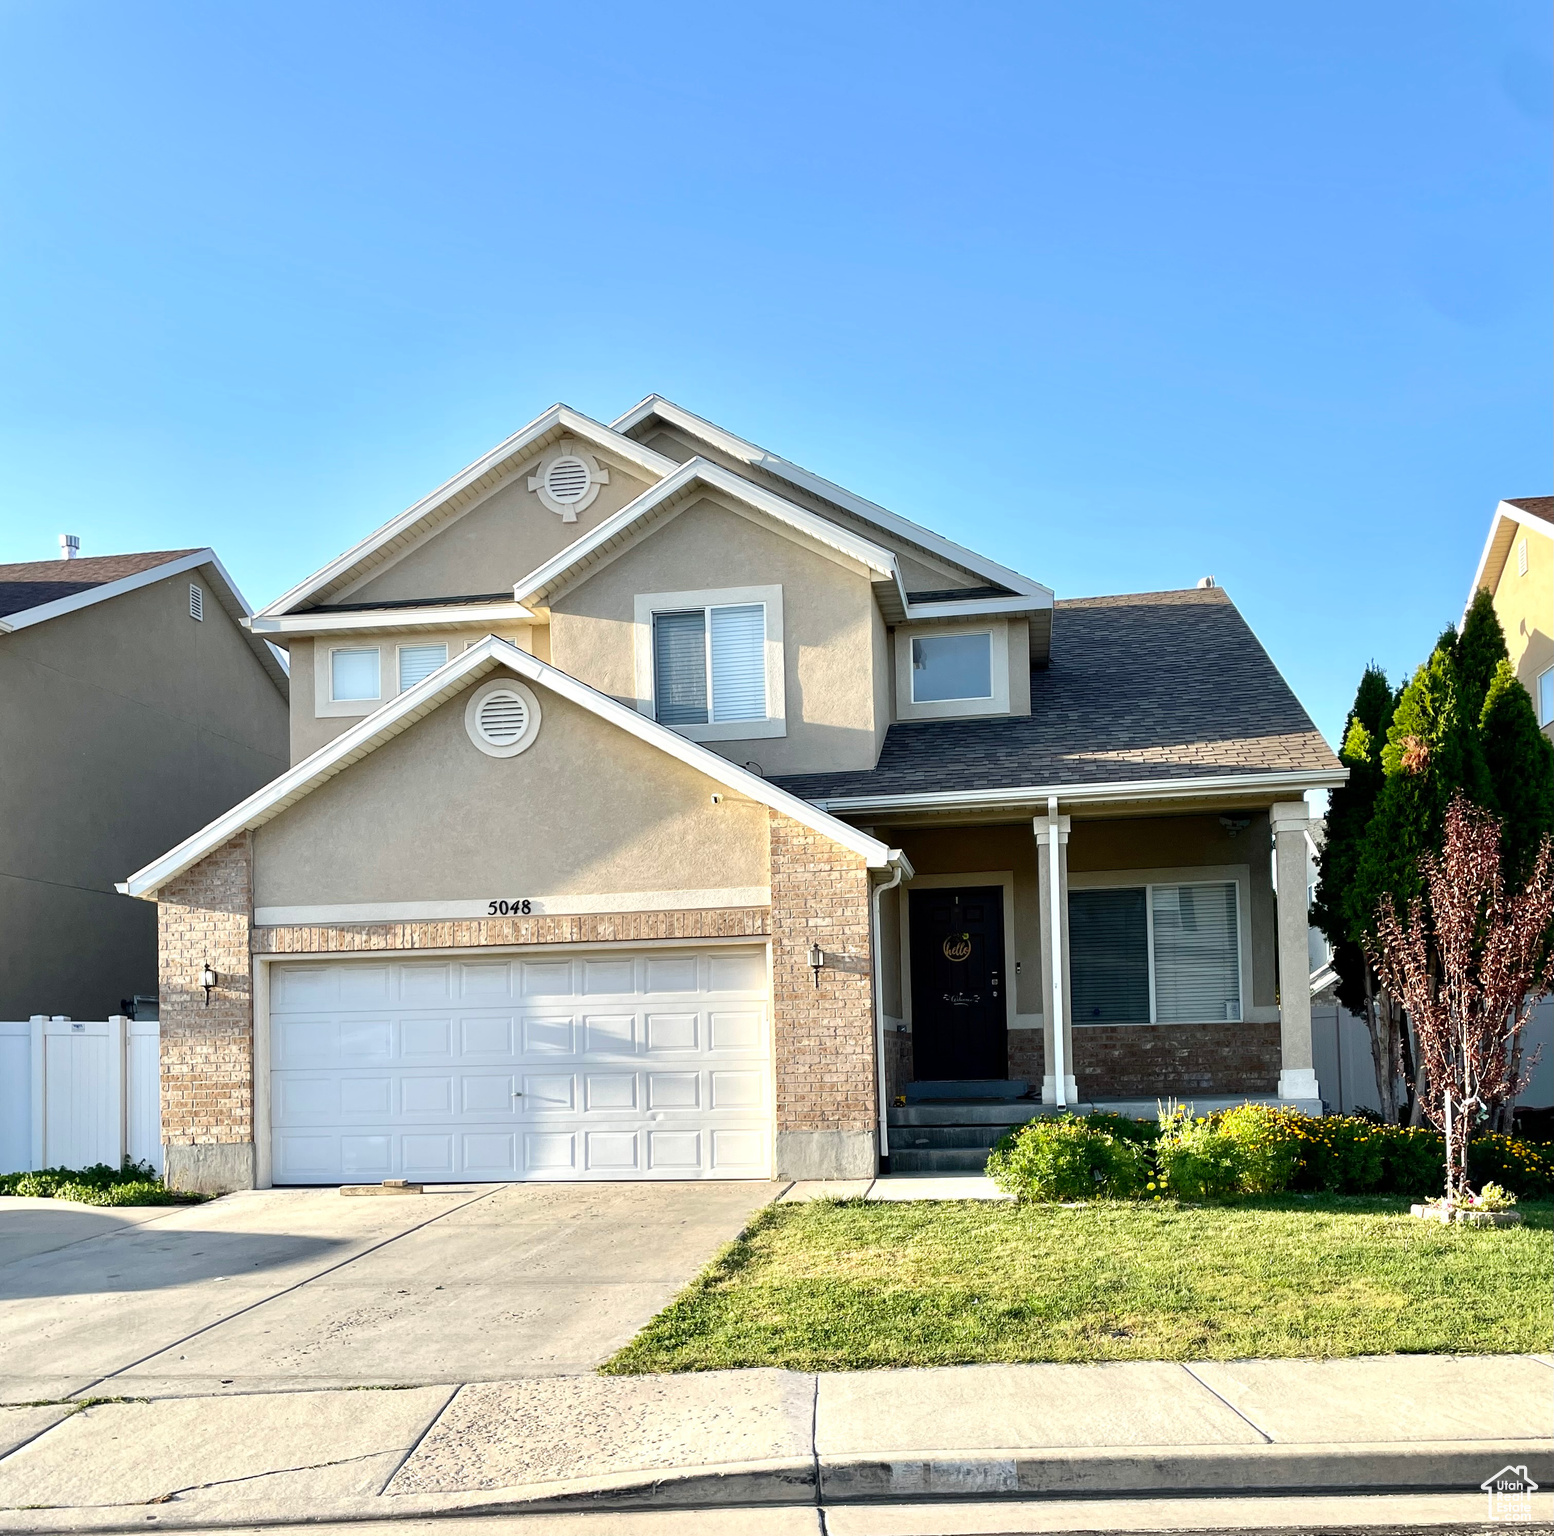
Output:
[2, 545, 287, 1021]
[122, 399, 1343, 1192]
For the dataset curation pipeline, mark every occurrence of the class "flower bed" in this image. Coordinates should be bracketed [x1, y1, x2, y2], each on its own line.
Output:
[0, 1159, 204, 1206]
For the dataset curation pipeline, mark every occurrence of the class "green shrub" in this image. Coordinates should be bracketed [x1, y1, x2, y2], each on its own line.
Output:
[1287, 1116, 1387, 1193]
[1216, 1104, 1300, 1193]
[1376, 1126, 1445, 1197]
[1468, 1133, 1554, 1200]
[1079, 1111, 1160, 1147]
[986, 1116, 1149, 1200]
[0, 1159, 201, 1206]
[1154, 1110, 1245, 1200]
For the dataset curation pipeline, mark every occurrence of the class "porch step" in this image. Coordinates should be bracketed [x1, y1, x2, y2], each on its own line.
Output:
[889, 1103, 1042, 1127]
[905, 1079, 1029, 1102]
[888, 1146, 999, 1173]
[887, 1122, 1029, 1150]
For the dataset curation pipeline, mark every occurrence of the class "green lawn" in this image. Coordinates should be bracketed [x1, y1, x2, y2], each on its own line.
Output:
[603, 1196, 1554, 1374]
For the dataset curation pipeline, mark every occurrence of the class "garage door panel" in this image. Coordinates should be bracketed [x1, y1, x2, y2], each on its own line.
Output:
[270, 947, 770, 1184]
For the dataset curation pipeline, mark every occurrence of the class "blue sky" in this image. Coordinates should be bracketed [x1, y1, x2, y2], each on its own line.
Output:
[1, 2, 1548, 746]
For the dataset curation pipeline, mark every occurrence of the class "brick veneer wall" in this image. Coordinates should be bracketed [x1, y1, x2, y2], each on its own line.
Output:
[157, 834, 255, 1156]
[252, 907, 770, 954]
[1071, 1021, 1280, 1099]
[1007, 1028, 1045, 1087]
[768, 811, 876, 1136]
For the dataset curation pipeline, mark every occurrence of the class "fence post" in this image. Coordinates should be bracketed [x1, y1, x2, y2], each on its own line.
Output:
[28, 1016, 46, 1171]
[108, 1015, 128, 1169]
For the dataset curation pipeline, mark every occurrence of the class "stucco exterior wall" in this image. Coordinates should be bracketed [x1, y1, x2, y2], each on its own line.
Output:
[343, 452, 654, 607]
[633, 424, 986, 596]
[1491, 523, 1553, 741]
[0, 571, 287, 1019]
[253, 673, 770, 909]
[549, 494, 885, 776]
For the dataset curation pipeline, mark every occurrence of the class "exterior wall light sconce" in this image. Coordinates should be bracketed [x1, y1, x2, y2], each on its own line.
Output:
[200, 964, 218, 1005]
[808, 943, 824, 987]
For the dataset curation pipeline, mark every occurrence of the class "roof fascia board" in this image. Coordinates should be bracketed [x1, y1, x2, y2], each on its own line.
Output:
[613, 395, 1053, 602]
[0, 549, 225, 635]
[513, 457, 904, 607]
[0, 549, 286, 690]
[811, 767, 1348, 816]
[1463, 501, 1550, 620]
[258, 406, 680, 619]
[901, 594, 1053, 621]
[122, 635, 893, 897]
[247, 602, 537, 637]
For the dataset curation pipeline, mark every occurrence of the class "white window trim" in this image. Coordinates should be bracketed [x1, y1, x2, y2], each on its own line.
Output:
[895, 620, 1010, 721]
[1538, 664, 1554, 728]
[1067, 864, 1253, 1026]
[315, 643, 386, 717]
[632, 584, 786, 742]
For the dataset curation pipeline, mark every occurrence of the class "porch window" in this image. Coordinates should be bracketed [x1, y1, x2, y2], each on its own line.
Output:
[1069, 880, 1241, 1024]
[652, 603, 766, 727]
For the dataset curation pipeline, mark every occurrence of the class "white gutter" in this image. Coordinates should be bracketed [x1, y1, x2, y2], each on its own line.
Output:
[1045, 796, 1067, 1109]
[870, 854, 911, 1168]
[246, 602, 536, 637]
[813, 767, 1347, 817]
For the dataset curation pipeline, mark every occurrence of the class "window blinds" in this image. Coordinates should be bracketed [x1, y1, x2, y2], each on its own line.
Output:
[1151, 882, 1241, 1022]
[1069, 887, 1150, 1023]
[398, 643, 448, 691]
[709, 604, 766, 722]
[653, 610, 708, 725]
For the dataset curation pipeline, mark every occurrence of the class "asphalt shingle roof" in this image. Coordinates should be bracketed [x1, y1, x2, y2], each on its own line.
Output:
[1506, 496, 1554, 526]
[0, 551, 199, 621]
[772, 586, 1339, 802]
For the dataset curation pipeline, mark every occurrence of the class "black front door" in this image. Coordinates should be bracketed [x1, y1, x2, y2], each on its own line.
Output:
[909, 886, 1007, 1081]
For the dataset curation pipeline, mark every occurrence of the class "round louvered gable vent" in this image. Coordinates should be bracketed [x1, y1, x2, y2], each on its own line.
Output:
[465, 680, 541, 758]
[544, 456, 591, 504]
[476, 690, 528, 746]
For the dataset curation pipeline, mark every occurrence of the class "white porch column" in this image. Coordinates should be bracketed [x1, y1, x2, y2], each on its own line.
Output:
[1271, 800, 1320, 1108]
[1033, 807, 1077, 1106]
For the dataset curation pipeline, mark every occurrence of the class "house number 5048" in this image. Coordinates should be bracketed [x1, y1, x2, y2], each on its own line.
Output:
[487, 900, 533, 915]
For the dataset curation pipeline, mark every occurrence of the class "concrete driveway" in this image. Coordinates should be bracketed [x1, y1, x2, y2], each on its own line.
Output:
[0, 1181, 776, 1401]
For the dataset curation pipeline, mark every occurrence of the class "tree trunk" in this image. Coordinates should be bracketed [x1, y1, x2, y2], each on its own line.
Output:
[1361, 967, 1395, 1122]
[1407, 999, 1427, 1128]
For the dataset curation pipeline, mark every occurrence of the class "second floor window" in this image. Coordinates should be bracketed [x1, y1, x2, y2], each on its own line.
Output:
[398, 642, 448, 691]
[331, 647, 381, 702]
[911, 631, 993, 703]
[1539, 666, 1553, 728]
[653, 603, 766, 727]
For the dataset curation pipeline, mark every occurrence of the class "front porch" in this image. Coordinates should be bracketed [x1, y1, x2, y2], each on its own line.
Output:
[870, 797, 1321, 1170]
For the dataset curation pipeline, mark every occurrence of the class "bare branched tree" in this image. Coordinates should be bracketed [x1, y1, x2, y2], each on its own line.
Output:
[1371, 793, 1553, 1200]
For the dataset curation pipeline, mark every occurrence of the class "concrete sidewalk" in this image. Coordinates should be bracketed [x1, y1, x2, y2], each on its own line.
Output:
[0, 1353, 1548, 1530]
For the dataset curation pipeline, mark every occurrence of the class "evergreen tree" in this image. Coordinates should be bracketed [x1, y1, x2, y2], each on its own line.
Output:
[1480, 659, 1554, 887]
[1458, 588, 1509, 724]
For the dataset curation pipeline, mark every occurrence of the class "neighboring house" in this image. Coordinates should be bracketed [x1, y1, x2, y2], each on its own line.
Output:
[1, 548, 289, 1020]
[1468, 496, 1554, 740]
[122, 399, 1343, 1192]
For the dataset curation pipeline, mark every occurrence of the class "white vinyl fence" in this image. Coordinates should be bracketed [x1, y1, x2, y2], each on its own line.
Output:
[1311, 995, 1554, 1117]
[0, 1016, 161, 1176]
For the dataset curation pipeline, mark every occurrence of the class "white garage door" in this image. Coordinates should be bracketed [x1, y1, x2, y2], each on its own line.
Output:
[267, 945, 771, 1184]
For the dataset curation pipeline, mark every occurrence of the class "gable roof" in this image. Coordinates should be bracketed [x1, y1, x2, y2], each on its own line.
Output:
[611, 395, 1055, 606]
[0, 550, 199, 619]
[256, 405, 680, 618]
[0, 547, 288, 690]
[1466, 496, 1554, 617]
[772, 586, 1343, 812]
[511, 456, 1056, 646]
[119, 634, 902, 899]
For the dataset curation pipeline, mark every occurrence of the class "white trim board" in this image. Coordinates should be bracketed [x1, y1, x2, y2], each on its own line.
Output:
[257, 405, 680, 618]
[0, 549, 288, 690]
[1465, 499, 1554, 622]
[255, 888, 773, 926]
[121, 633, 904, 898]
[611, 395, 1054, 605]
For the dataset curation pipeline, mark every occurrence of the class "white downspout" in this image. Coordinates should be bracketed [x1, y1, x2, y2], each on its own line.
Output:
[872, 854, 907, 1169]
[1047, 794, 1067, 1108]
